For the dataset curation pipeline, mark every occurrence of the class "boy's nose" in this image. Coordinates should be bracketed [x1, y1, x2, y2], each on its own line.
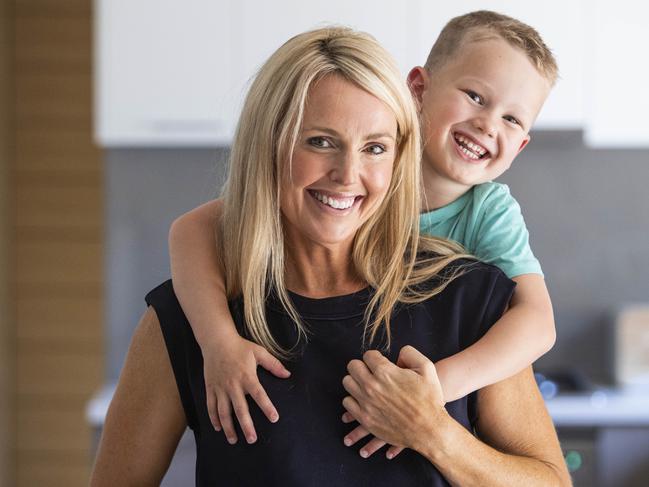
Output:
[472, 115, 497, 138]
[331, 151, 360, 185]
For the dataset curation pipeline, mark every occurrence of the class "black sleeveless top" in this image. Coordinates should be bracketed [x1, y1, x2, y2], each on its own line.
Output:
[146, 260, 515, 486]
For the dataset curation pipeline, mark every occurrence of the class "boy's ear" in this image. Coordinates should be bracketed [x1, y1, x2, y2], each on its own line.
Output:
[407, 67, 428, 109]
[517, 134, 531, 154]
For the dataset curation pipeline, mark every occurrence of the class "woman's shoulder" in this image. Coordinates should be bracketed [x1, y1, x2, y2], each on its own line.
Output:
[412, 253, 516, 310]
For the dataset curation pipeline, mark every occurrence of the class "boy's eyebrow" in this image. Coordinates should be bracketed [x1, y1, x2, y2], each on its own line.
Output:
[303, 126, 395, 141]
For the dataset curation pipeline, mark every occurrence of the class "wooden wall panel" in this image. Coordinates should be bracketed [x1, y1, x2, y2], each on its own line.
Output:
[1, 0, 12, 485]
[10, 0, 104, 485]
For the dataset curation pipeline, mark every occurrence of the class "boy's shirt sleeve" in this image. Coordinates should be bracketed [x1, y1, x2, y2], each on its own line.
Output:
[472, 184, 543, 279]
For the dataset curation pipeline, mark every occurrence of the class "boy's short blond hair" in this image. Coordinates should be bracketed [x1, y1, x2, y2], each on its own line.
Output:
[424, 10, 558, 86]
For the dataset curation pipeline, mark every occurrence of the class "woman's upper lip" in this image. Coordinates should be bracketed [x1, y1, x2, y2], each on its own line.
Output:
[308, 189, 364, 198]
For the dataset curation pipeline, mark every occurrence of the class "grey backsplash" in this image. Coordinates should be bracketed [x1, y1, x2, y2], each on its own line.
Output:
[104, 131, 649, 384]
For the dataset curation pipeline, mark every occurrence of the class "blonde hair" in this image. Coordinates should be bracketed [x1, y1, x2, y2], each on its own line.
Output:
[424, 10, 559, 86]
[221, 26, 470, 358]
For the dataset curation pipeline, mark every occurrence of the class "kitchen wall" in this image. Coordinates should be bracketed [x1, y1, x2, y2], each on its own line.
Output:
[105, 132, 649, 384]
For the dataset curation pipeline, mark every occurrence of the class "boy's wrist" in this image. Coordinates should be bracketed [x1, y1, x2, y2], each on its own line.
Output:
[194, 319, 241, 352]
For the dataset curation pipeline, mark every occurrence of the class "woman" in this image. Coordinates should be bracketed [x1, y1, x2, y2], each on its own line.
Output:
[90, 27, 569, 486]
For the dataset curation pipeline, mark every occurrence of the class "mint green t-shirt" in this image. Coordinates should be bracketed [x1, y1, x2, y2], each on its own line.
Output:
[419, 182, 542, 279]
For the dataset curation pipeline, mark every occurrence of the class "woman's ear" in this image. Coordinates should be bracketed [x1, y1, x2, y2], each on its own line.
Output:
[406, 67, 429, 111]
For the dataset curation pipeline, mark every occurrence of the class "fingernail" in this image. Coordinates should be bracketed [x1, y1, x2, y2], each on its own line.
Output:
[360, 450, 368, 458]
[386, 452, 393, 460]
[270, 413, 279, 423]
[227, 437, 237, 445]
[247, 435, 257, 444]
[344, 437, 352, 446]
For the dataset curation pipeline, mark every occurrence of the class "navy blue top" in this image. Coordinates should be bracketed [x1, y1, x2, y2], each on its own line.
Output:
[146, 259, 515, 486]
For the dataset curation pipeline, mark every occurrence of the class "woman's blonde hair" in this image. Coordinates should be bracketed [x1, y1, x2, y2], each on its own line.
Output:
[221, 26, 471, 357]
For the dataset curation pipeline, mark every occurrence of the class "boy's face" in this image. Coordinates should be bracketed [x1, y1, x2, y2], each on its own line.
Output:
[409, 37, 551, 194]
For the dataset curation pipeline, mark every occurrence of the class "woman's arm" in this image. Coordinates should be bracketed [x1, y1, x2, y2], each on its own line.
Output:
[89, 308, 187, 486]
[424, 364, 570, 486]
[343, 346, 571, 487]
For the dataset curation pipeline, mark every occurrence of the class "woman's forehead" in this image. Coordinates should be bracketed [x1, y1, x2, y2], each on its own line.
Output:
[302, 75, 397, 138]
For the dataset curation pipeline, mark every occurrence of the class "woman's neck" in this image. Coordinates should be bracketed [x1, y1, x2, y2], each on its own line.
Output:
[284, 238, 366, 298]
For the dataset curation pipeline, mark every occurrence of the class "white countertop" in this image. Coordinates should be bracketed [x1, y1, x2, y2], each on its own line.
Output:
[546, 390, 649, 427]
[87, 383, 649, 429]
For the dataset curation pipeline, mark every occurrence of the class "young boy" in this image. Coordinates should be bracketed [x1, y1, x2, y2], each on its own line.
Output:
[168, 10, 558, 451]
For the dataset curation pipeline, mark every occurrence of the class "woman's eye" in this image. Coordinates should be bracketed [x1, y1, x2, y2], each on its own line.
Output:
[366, 144, 386, 155]
[504, 115, 520, 126]
[464, 90, 483, 105]
[308, 136, 332, 148]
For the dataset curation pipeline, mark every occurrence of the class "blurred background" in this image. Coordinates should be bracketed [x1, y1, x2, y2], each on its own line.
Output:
[1, 0, 648, 486]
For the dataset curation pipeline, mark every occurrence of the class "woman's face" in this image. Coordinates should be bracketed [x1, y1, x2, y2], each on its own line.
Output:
[280, 74, 398, 250]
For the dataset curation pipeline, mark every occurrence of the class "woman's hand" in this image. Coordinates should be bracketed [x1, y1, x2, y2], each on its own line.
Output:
[342, 345, 448, 458]
[202, 333, 290, 444]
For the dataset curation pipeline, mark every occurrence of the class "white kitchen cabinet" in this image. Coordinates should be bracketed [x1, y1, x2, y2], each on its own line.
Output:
[95, 0, 245, 146]
[95, 0, 415, 147]
[237, 0, 416, 80]
[583, 0, 649, 148]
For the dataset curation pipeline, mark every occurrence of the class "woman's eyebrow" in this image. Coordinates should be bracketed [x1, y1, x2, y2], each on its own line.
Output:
[303, 126, 394, 141]
[302, 126, 339, 136]
[365, 132, 395, 141]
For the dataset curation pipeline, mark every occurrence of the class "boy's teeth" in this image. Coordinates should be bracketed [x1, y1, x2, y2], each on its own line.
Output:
[455, 134, 487, 157]
[312, 191, 355, 210]
[460, 146, 480, 159]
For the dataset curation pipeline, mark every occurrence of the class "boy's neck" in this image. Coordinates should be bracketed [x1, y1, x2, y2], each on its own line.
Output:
[420, 161, 473, 211]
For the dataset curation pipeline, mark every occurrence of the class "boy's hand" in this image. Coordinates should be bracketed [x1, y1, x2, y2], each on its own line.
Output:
[203, 334, 291, 444]
[341, 411, 405, 459]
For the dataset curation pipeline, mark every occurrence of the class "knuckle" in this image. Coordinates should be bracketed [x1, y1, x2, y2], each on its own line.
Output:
[249, 386, 265, 400]
[232, 404, 248, 417]
[374, 364, 390, 379]
[364, 382, 377, 397]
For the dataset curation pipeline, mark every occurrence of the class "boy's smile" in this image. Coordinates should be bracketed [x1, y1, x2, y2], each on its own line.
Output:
[409, 37, 551, 209]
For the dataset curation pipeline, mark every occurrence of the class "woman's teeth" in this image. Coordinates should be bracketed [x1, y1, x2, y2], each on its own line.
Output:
[312, 191, 355, 210]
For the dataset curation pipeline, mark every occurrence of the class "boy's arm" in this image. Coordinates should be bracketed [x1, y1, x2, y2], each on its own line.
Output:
[433, 183, 555, 401]
[169, 199, 290, 445]
[435, 273, 555, 402]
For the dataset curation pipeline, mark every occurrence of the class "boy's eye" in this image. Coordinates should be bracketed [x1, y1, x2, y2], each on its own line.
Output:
[464, 90, 484, 105]
[308, 136, 332, 148]
[503, 115, 521, 126]
[365, 144, 387, 155]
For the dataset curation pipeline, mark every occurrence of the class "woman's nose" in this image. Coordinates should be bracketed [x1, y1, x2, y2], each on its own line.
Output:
[331, 151, 360, 185]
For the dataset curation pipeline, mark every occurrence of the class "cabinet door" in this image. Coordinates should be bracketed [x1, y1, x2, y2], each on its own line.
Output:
[96, 0, 244, 146]
[412, 0, 585, 130]
[584, 0, 649, 147]
[96, 0, 415, 146]
[238, 0, 414, 78]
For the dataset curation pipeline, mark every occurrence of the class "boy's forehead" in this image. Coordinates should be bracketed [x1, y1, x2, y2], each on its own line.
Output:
[442, 37, 533, 74]
[434, 37, 551, 114]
